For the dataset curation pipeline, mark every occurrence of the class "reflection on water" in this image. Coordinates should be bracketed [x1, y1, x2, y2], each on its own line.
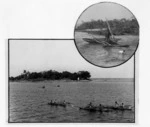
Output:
[9, 79, 134, 122]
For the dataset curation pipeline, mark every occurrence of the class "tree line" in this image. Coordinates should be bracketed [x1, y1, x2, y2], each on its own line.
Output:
[9, 70, 91, 81]
[76, 18, 139, 35]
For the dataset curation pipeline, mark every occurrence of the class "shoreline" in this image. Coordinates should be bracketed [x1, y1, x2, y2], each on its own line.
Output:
[9, 79, 92, 83]
[9, 78, 133, 83]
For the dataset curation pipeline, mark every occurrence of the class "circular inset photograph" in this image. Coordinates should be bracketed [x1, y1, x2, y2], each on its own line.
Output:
[74, 2, 139, 68]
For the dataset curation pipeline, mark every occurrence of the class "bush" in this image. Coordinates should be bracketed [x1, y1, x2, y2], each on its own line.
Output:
[9, 70, 91, 81]
[76, 19, 139, 35]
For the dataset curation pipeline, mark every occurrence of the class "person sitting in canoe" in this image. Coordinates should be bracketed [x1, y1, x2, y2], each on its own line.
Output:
[98, 104, 103, 110]
[120, 103, 124, 109]
[62, 100, 66, 104]
[53, 99, 57, 104]
[87, 102, 94, 108]
[115, 101, 119, 107]
[50, 100, 53, 104]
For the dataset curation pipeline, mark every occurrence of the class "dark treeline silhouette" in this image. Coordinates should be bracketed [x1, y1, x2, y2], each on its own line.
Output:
[76, 18, 139, 35]
[9, 70, 91, 81]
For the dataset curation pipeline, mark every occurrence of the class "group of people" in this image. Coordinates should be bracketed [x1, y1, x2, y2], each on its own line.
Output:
[115, 101, 124, 108]
[86, 101, 124, 109]
[49, 100, 66, 105]
[86, 102, 103, 110]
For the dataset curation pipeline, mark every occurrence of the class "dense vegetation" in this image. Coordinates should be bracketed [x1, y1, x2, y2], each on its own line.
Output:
[9, 70, 91, 81]
[76, 18, 139, 35]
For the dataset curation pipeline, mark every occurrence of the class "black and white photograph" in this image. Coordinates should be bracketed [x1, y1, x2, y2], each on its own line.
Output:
[2, 0, 150, 126]
[8, 39, 135, 123]
[74, 2, 139, 67]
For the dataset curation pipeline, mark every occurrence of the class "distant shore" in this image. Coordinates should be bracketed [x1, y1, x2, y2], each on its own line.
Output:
[9, 78, 133, 83]
[9, 70, 92, 82]
[9, 78, 92, 83]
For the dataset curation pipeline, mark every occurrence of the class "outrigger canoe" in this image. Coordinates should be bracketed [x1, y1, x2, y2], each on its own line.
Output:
[47, 102, 67, 107]
[79, 107, 98, 112]
[104, 105, 132, 111]
[79, 105, 132, 112]
[79, 106, 111, 112]
[83, 19, 129, 48]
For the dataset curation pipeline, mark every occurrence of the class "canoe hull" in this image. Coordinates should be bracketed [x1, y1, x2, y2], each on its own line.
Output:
[83, 38, 129, 47]
[79, 106, 132, 112]
[48, 102, 66, 107]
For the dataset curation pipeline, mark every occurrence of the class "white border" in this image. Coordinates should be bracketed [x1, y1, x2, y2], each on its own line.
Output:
[0, 0, 149, 126]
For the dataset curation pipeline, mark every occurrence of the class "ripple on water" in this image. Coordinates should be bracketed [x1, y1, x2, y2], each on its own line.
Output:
[9, 80, 134, 123]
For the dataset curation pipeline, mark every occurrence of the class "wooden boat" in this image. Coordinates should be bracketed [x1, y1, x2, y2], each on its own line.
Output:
[79, 106, 113, 112]
[83, 38, 106, 45]
[79, 106, 98, 112]
[79, 105, 132, 112]
[47, 102, 67, 107]
[83, 19, 129, 48]
[110, 106, 132, 111]
[103, 105, 132, 111]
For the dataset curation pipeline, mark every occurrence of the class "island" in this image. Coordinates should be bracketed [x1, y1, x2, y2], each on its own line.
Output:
[9, 70, 91, 81]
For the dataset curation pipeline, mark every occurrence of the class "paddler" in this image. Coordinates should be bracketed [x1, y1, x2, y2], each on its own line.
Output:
[98, 104, 103, 110]
[115, 101, 119, 107]
[87, 102, 93, 108]
[50, 100, 53, 104]
[120, 103, 124, 108]
[63, 100, 66, 104]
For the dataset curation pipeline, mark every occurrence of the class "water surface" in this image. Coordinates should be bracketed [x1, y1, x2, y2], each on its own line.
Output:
[9, 79, 134, 123]
[75, 31, 138, 67]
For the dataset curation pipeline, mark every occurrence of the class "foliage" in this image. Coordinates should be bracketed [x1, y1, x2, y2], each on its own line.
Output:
[9, 70, 91, 81]
[76, 18, 139, 35]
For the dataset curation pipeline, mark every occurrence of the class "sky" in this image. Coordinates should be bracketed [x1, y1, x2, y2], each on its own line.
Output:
[9, 40, 134, 78]
[77, 2, 134, 24]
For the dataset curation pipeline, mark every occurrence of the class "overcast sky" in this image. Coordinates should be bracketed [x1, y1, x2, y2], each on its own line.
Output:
[77, 2, 134, 24]
[9, 40, 134, 78]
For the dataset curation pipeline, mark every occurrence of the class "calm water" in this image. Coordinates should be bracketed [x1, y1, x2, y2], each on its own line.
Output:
[75, 31, 138, 67]
[9, 79, 135, 123]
